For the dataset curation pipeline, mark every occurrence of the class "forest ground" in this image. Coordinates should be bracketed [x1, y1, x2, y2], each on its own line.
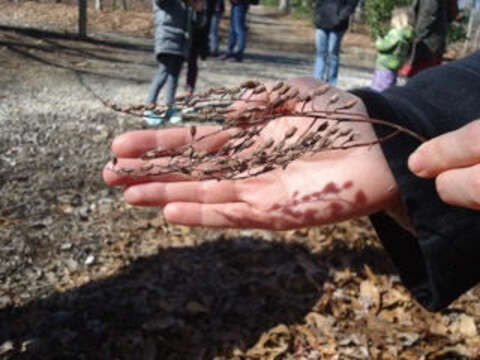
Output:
[0, 1, 479, 359]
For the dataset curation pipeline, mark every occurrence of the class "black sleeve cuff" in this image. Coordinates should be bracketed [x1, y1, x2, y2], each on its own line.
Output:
[350, 65, 480, 311]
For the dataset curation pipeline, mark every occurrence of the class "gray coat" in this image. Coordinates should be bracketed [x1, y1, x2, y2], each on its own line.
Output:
[152, 0, 191, 58]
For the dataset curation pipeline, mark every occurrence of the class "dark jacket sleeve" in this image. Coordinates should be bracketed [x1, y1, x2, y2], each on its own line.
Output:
[350, 51, 480, 311]
[314, 0, 358, 31]
[337, 0, 359, 25]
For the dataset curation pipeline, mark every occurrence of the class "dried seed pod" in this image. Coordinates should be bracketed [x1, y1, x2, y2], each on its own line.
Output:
[277, 84, 291, 95]
[338, 128, 354, 137]
[216, 107, 236, 114]
[226, 87, 241, 95]
[312, 85, 330, 97]
[337, 99, 357, 110]
[241, 138, 255, 150]
[328, 93, 340, 104]
[317, 121, 329, 132]
[270, 96, 286, 108]
[341, 133, 356, 145]
[231, 129, 248, 138]
[233, 113, 253, 123]
[141, 146, 166, 160]
[141, 163, 154, 172]
[286, 89, 300, 100]
[210, 114, 226, 122]
[253, 85, 266, 94]
[190, 125, 197, 139]
[297, 94, 312, 102]
[260, 138, 275, 150]
[246, 105, 267, 112]
[182, 146, 194, 158]
[285, 126, 298, 139]
[271, 81, 284, 91]
[240, 80, 260, 89]
[327, 127, 339, 136]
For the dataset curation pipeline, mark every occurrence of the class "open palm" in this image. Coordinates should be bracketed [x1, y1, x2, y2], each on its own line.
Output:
[103, 78, 400, 229]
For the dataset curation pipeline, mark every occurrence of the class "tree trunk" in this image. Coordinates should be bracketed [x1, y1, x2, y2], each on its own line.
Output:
[95, 0, 103, 11]
[79, 0, 87, 38]
[278, 0, 291, 14]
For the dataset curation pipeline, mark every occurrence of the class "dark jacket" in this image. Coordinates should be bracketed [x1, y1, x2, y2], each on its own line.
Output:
[412, 0, 448, 57]
[351, 51, 480, 312]
[152, 0, 191, 58]
[314, 0, 359, 31]
[207, 0, 224, 14]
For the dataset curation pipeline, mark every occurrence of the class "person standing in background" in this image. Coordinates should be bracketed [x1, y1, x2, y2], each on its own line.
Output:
[184, 0, 210, 97]
[207, 0, 225, 57]
[398, 0, 452, 78]
[313, 0, 359, 85]
[143, 0, 191, 126]
[221, 0, 250, 62]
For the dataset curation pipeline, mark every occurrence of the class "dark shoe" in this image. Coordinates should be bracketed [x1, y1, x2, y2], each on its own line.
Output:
[220, 53, 232, 60]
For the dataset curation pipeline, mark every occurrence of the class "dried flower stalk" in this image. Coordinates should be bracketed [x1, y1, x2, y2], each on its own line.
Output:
[106, 81, 426, 181]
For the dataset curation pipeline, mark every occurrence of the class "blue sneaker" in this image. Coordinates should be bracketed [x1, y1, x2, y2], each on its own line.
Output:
[143, 110, 165, 126]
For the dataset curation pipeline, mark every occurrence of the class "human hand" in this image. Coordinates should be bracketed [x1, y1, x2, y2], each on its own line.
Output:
[408, 120, 480, 210]
[103, 78, 400, 230]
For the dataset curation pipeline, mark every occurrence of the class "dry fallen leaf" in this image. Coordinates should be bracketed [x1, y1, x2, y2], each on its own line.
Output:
[450, 314, 478, 338]
[246, 324, 290, 359]
[359, 279, 380, 313]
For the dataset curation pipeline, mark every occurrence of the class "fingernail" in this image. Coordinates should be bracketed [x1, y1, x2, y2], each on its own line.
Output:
[408, 151, 424, 175]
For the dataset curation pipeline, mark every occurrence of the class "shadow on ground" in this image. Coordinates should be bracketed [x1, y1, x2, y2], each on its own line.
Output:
[0, 235, 395, 359]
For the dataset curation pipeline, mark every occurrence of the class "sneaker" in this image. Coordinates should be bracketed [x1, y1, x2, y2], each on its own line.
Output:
[168, 109, 183, 124]
[143, 110, 165, 126]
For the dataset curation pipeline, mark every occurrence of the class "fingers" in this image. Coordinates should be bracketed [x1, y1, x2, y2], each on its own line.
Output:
[435, 164, 480, 210]
[122, 179, 241, 206]
[408, 120, 480, 177]
[110, 126, 227, 158]
[103, 157, 192, 186]
[163, 202, 278, 229]
[104, 126, 231, 186]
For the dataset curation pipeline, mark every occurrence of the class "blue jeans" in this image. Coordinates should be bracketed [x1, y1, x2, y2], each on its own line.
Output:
[313, 28, 344, 85]
[146, 54, 183, 106]
[227, 3, 248, 59]
[209, 12, 222, 55]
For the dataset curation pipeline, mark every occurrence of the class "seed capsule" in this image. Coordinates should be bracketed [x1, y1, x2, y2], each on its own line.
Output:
[328, 93, 340, 104]
[285, 127, 298, 139]
[339, 99, 357, 110]
[271, 81, 284, 91]
[240, 80, 260, 89]
[190, 125, 197, 139]
[317, 121, 329, 132]
[312, 85, 330, 96]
